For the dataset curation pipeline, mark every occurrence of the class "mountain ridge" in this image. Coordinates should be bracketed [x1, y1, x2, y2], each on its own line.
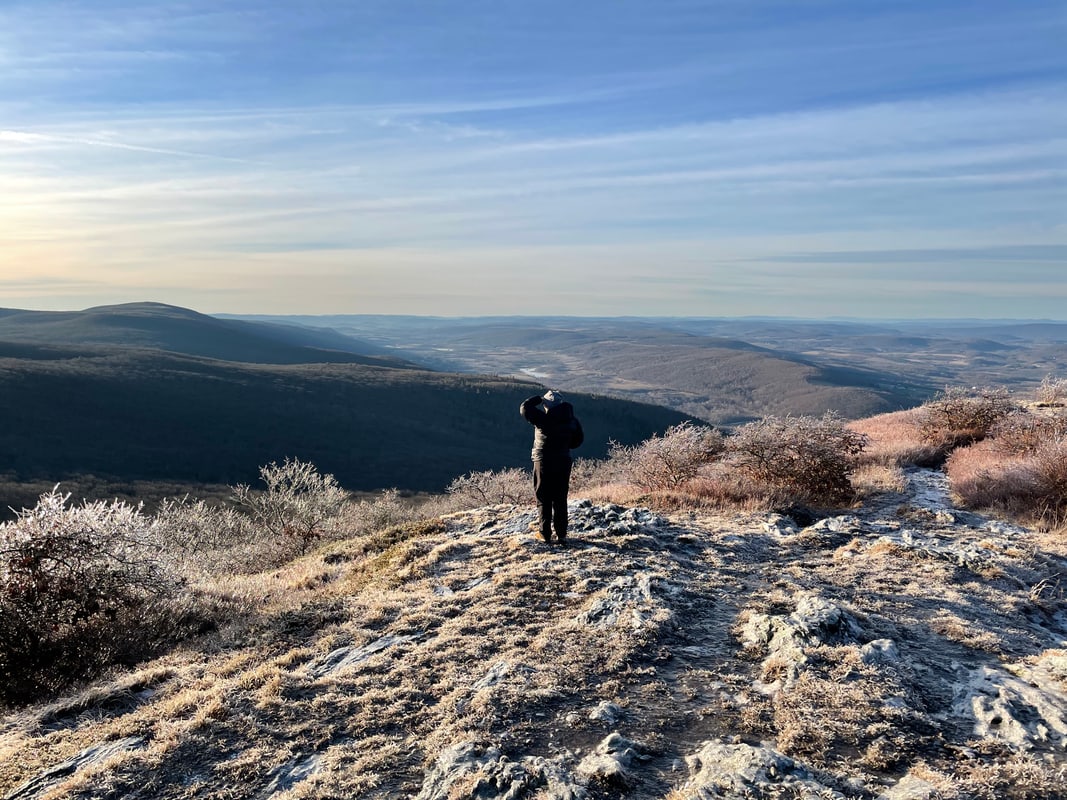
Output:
[0, 302, 409, 367]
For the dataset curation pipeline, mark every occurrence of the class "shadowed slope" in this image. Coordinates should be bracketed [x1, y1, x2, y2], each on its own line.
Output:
[0, 349, 689, 492]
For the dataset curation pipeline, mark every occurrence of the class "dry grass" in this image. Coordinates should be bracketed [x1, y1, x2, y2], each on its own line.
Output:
[850, 408, 944, 467]
[3, 491, 1067, 798]
[946, 440, 1035, 511]
[772, 649, 904, 764]
[851, 463, 909, 498]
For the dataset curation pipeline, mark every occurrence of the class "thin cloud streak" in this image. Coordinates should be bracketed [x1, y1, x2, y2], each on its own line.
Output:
[0, 130, 255, 162]
[0, 0, 1064, 316]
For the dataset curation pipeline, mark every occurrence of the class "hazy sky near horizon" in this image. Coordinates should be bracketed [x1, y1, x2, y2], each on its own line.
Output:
[1, 1, 1065, 318]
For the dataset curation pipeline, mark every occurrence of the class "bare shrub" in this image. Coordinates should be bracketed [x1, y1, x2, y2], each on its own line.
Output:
[332, 488, 429, 539]
[726, 413, 868, 504]
[153, 496, 268, 574]
[232, 459, 348, 553]
[0, 489, 181, 704]
[353, 488, 411, 531]
[920, 386, 1019, 448]
[946, 441, 1035, 514]
[568, 457, 611, 493]
[1036, 373, 1067, 406]
[990, 412, 1067, 455]
[1031, 439, 1067, 525]
[446, 467, 531, 508]
[608, 421, 724, 491]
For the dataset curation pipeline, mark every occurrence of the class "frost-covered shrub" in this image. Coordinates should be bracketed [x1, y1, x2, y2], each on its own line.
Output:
[608, 422, 724, 491]
[153, 496, 269, 574]
[1036, 374, 1067, 406]
[447, 468, 531, 508]
[0, 489, 179, 704]
[1031, 439, 1067, 524]
[232, 459, 348, 553]
[990, 413, 1067, 456]
[920, 386, 1018, 447]
[354, 488, 414, 532]
[568, 457, 612, 492]
[726, 413, 868, 504]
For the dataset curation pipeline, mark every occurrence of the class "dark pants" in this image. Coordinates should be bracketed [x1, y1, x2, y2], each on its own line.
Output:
[533, 457, 572, 540]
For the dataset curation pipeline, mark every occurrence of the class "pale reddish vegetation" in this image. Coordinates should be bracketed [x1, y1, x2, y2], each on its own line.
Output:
[850, 387, 1067, 529]
[848, 407, 942, 467]
[947, 431, 1067, 527]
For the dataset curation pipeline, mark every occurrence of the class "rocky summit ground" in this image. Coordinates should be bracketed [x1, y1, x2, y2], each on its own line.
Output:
[3, 471, 1067, 800]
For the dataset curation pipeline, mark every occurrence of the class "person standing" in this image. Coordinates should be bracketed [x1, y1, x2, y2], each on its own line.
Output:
[520, 390, 583, 544]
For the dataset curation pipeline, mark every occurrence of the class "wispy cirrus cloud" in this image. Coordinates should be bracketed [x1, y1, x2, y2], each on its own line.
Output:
[1, 0, 1064, 316]
[0, 129, 254, 162]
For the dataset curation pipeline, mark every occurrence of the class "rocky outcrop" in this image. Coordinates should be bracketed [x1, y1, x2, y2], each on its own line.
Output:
[674, 740, 846, 799]
[740, 593, 865, 691]
[575, 733, 648, 787]
[414, 742, 585, 800]
[4, 738, 145, 800]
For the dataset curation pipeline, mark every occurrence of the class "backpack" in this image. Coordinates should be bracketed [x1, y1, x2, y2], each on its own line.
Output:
[569, 417, 584, 449]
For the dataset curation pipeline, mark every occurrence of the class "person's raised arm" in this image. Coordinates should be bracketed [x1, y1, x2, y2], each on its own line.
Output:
[520, 395, 547, 425]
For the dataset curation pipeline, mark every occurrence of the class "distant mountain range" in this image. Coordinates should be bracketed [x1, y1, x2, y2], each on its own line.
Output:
[228, 313, 1067, 425]
[0, 303, 689, 502]
[5, 302, 1063, 508]
[225, 314, 937, 425]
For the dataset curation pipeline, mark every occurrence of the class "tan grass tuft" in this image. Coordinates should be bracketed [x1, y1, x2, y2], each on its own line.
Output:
[850, 408, 943, 467]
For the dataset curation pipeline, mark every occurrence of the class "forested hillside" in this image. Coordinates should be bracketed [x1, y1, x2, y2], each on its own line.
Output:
[0, 347, 688, 497]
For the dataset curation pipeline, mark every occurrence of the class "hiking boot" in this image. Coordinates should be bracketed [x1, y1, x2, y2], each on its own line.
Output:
[555, 531, 567, 545]
[540, 529, 553, 543]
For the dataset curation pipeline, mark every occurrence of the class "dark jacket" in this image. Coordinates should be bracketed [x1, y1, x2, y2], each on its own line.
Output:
[520, 395, 578, 461]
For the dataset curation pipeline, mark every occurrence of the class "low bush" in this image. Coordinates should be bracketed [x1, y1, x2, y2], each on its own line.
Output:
[446, 468, 531, 508]
[990, 413, 1067, 456]
[608, 421, 724, 491]
[946, 417, 1067, 528]
[568, 457, 611, 493]
[232, 458, 348, 553]
[0, 489, 182, 705]
[351, 488, 413, 532]
[726, 413, 868, 504]
[920, 386, 1019, 448]
[1036, 373, 1067, 406]
[1030, 439, 1067, 525]
[153, 495, 264, 574]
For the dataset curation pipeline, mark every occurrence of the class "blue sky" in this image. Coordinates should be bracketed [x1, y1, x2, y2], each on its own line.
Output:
[1, 0, 1065, 317]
